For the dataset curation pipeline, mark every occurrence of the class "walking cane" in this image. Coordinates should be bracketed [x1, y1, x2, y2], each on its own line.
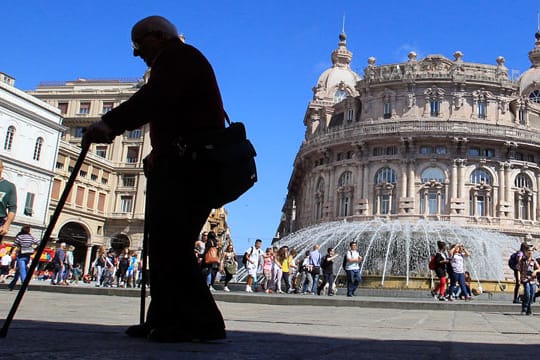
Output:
[0, 143, 89, 338]
[139, 206, 149, 325]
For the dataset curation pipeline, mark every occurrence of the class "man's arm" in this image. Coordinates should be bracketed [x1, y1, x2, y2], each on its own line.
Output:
[0, 211, 15, 236]
[0, 182, 17, 236]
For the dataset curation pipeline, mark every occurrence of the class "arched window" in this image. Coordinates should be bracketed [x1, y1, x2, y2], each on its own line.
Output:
[334, 89, 349, 103]
[4, 126, 15, 150]
[314, 177, 325, 220]
[470, 169, 492, 184]
[515, 173, 532, 188]
[514, 173, 533, 220]
[337, 171, 353, 217]
[33, 137, 44, 161]
[469, 168, 493, 217]
[420, 167, 445, 183]
[529, 89, 540, 103]
[374, 167, 397, 215]
[338, 171, 353, 187]
[375, 167, 397, 184]
[420, 167, 445, 215]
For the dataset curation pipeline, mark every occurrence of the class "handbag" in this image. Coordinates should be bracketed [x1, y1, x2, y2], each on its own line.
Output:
[192, 112, 257, 209]
[204, 246, 220, 264]
[224, 262, 238, 275]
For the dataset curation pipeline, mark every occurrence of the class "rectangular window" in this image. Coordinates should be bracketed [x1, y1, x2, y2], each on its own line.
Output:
[120, 195, 133, 213]
[102, 102, 114, 113]
[74, 127, 85, 138]
[477, 102, 487, 119]
[98, 193, 106, 212]
[58, 102, 68, 115]
[435, 146, 447, 154]
[420, 146, 432, 154]
[87, 189, 96, 210]
[24, 192, 35, 216]
[519, 109, 526, 125]
[95, 145, 107, 158]
[383, 102, 392, 119]
[336, 153, 343, 161]
[126, 146, 140, 164]
[79, 102, 90, 114]
[127, 128, 142, 138]
[75, 186, 85, 207]
[386, 146, 398, 155]
[482, 149, 495, 158]
[122, 174, 136, 187]
[381, 194, 390, 215]
[101, 172, 109, 185]
[468, 148, 480, 156]
[428, 192, 437, 214]
[51, 179, 61, 200]
[347, 109, 354, 122]
[430, 100, 439, 116]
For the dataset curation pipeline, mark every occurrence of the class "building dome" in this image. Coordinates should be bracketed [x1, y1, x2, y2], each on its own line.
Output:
[518, 31, 540, 101]
[313, 32, 360, 102]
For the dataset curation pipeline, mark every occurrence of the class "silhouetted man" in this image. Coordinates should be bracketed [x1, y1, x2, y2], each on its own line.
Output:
[83, 15, 225, 342]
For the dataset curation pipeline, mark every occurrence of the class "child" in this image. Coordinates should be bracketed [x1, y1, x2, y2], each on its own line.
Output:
[262, 248, 274, 293]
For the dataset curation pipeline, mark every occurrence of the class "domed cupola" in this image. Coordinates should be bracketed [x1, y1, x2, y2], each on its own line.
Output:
[312, 32, 361, 103]
[518, 30, 540, 103]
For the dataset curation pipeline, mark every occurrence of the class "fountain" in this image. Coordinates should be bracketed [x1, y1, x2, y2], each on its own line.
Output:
[235, 219, 522, 291]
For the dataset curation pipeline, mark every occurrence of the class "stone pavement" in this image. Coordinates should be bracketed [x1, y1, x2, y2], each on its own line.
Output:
[0, 282, 539, 359]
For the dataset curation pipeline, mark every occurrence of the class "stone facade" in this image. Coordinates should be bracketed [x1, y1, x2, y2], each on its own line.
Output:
[278, 31, 540, 248]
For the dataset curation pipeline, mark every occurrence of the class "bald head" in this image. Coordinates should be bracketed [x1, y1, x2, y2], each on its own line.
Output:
[131, 15, 178, 41]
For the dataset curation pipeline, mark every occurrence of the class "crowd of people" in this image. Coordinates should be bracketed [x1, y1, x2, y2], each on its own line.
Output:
[194, 234, 365, 297]
[1, 237, 142, 290]
[431, 241, 479, 302]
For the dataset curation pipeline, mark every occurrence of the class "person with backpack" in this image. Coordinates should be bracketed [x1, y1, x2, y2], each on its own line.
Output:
[510, 242, 529, 304]
[430, 241, 451, 301]
[244, 239, 263, 293]
[344, 241, 363, 297]
[518, 246, 539, 315]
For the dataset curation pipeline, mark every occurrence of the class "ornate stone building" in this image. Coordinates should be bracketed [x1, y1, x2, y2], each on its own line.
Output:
[278, 30, 540, 246]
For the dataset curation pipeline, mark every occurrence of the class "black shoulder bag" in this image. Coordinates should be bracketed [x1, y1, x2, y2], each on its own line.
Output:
[192, 112, 258, 208]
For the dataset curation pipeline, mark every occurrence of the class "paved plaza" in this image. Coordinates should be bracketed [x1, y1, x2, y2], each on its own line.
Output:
[0, 283, 539, 359]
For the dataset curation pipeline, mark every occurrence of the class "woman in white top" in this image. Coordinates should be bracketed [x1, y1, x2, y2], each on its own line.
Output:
[449, 243, 471, 300]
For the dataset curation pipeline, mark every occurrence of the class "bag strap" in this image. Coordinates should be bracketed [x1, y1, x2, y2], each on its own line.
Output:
[224, 111, 231, 126]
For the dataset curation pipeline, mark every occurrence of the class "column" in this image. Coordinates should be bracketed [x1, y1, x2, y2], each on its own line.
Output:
[400, 161, 407, 198]
[497, 164, 505, 212]
[505, 164, 511, 203]
[408, 161, 415, 198]
[451, 161, 458, 200]
[437, 191, 442, 215]
[456, 160, 463, 199]
[83, 244, 93, 275]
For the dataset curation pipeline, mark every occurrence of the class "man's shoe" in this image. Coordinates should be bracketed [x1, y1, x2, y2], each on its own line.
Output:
[147, 326, 226, 343]
[513, 299, 521, 304]
[125, 323, 152, 338]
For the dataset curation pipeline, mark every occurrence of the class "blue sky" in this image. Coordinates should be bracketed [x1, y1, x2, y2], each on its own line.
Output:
[1, 1, 539, 250]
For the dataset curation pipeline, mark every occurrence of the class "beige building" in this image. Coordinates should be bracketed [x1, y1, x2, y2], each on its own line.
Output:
[278, 30, 540, 247]
[29, 78, 230, 273]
